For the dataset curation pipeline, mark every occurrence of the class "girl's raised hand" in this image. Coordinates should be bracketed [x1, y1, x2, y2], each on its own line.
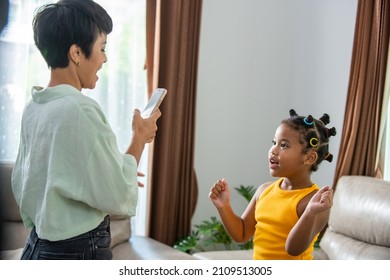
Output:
[209, 178, 231, 209]
[307, 185, 333, 214]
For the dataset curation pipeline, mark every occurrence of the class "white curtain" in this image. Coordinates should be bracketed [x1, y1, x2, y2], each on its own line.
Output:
[380, 42, 390, 180]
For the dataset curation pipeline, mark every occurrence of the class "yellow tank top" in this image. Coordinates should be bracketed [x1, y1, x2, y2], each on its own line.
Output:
[253, 178, 319, 260]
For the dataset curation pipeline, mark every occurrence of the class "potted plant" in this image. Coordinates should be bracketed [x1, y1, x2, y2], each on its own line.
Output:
[174, 185, 256, 255]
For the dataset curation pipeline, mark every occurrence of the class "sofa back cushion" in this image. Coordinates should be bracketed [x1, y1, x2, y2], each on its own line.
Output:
[319, 175, 390, 259]
[1, 161, 31, 250]
[0, 161, 22, 222]
[109, 215, 131, 248]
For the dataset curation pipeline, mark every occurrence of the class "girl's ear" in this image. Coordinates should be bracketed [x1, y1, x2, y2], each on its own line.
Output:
[68, 44, 81, 66]
[305, 150, 318, 165]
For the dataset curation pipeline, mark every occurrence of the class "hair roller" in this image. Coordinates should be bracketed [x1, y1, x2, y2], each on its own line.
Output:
[324, 152, 333, 162]
[289, 109, 298, 117]
[304, 115, 314, 126]
[319, 113, 330, 125]
[328, 127, 337, 137]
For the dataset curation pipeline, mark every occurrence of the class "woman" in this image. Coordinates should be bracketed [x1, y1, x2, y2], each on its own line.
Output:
[11, 0, 161, 260]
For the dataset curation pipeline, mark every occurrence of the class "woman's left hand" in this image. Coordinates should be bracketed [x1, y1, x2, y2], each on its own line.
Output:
[137, 171, 145, 187]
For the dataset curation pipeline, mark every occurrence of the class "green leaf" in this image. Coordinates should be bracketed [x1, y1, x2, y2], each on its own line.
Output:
[234, 185, 256, 202]
[173, 184, 257, 254]
[174, 231, 202, 254]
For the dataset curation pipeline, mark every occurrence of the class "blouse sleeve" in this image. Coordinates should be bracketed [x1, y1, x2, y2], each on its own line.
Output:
[74, 97, 139, 216]
[81, 139, 139, 216]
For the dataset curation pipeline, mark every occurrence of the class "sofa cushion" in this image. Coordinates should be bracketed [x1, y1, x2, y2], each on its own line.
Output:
[330, 176, 390, 247]
[110, 216, 131, 248]
[193, 249, 253, 260]
[312, 247, 329, 260]
[318, 175, 390, 259]
[0, 221, 30, 251]
[0, 161, 22, 222]
[320, 230, 390, 259]
[112, 236, 197, 260]
[0, 248, 23, 260]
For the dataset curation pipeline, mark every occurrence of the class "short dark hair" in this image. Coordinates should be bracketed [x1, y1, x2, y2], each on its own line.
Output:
[32, 0, 113, 68]
[282, 109, 337, 172]
[0, 0, 9, 33]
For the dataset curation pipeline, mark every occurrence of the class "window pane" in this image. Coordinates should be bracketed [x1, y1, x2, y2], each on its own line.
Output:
[0, 0, 50, 160]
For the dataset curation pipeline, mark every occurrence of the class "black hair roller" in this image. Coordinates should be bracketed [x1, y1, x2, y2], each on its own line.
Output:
[319, 113, 330, 125]
[289, 109, 298, 117]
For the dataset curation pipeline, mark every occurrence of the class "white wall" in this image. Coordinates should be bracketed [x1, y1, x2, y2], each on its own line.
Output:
[193, 0, 358, 226]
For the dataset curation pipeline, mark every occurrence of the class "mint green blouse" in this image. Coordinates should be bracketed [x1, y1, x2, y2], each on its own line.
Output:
[12, 84, 138, 241]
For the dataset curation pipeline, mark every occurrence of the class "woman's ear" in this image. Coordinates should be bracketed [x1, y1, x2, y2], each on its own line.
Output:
[69, 44, 81, 66]
[305, 150, 318, 165]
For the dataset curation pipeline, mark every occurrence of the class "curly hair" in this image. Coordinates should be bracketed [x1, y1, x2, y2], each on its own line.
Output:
[281, 109, 337, 172]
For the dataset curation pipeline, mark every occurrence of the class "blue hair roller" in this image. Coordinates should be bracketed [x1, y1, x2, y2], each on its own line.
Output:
[303, 115, 314, 126]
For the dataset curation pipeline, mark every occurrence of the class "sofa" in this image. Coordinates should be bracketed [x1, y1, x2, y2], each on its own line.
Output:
[193, 175, 390, 260]
[313, 175, 390, 259]
[0, 161, 196, 260]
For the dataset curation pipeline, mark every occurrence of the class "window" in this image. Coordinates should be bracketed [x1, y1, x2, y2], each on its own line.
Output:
[383, 95, 390, 180]
[382, 44, 390, 180]
[0, 0, 149, 235]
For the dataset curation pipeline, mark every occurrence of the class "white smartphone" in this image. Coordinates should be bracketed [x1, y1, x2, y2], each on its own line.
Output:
[141, 88, 167, 118]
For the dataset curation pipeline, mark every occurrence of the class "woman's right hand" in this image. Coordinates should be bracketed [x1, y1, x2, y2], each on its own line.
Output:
[126, 109, 161, 163]
[209, 178, 231, 209]
[132, 109, 161, 144]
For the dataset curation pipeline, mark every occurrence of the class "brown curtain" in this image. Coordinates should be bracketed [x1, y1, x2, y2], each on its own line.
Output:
[333, 0, 390, 188]
[145, 0, 202, 246]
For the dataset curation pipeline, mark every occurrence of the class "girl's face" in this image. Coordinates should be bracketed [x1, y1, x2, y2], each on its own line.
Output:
[268, 123, 311, 179]
[78, 33, 107, 89]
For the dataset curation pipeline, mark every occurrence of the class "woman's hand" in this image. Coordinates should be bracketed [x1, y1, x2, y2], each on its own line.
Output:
[127, 109, 162, 164]
[137, 171, 145, 187]
[132, 109, 161, 144]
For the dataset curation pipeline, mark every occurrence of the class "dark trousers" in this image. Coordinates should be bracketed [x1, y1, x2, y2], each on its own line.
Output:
[21, 215, 112, 260]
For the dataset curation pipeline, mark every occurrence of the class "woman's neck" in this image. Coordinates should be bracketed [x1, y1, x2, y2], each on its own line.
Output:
[48, 67, 81, 91]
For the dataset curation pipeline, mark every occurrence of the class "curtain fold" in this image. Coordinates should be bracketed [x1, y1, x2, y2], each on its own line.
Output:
[145, 0, 202, 246]
[333, 0, 390, 188]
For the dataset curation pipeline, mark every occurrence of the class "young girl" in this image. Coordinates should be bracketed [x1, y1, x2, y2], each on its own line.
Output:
[209, 109, 336, 260]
